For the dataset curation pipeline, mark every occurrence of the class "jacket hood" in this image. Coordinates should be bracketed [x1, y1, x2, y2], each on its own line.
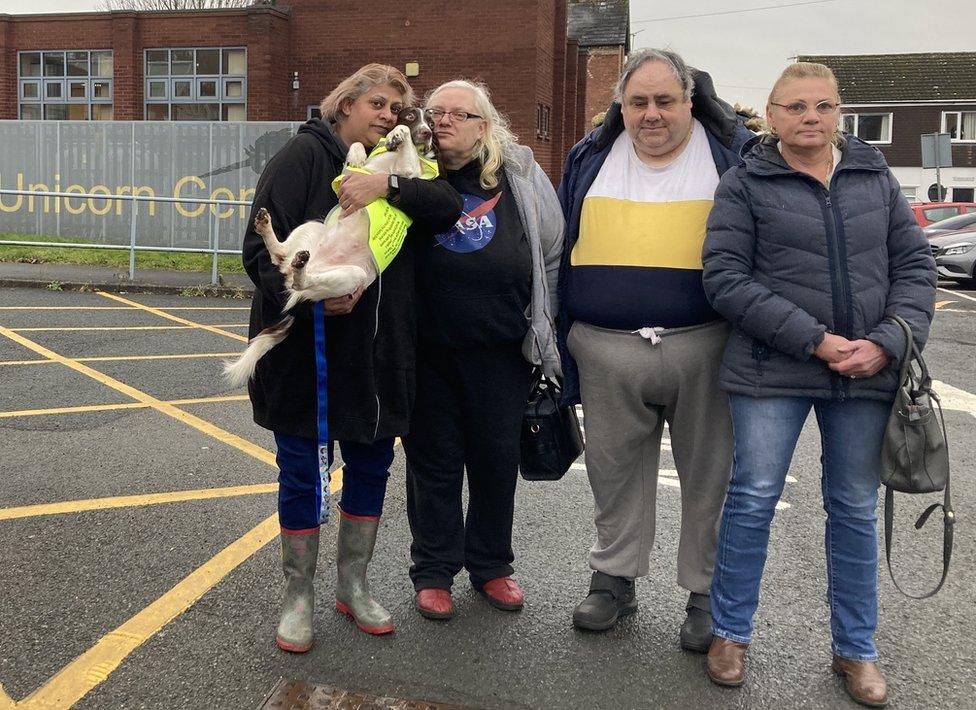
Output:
[298, 118, 347, 163]
[588, 68, 742, 152]
[502, 142, 536, 180]
[742, 133, 889, 177]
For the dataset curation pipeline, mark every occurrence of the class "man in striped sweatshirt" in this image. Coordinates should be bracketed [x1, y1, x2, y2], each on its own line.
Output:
[556, 49, 754, 649]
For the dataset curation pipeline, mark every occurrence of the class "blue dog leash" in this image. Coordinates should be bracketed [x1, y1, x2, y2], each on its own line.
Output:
[313, 300, 331, 523]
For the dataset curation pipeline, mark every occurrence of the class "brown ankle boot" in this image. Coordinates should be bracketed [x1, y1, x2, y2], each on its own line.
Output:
[706, 636, 748, 687]
[832, 656, 888, 707]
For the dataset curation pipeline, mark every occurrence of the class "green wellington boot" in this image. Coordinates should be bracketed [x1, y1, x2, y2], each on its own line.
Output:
[335, 511, 395, 635]
[275, 526, 319, 653]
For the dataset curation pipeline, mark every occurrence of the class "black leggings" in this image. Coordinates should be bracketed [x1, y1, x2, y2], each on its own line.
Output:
[403, 341, 532, 590]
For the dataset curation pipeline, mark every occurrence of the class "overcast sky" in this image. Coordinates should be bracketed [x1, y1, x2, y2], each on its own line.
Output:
[1, 0, 972, 111]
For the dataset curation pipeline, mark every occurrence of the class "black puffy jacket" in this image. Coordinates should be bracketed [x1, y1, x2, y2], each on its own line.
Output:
[702, 135, 936, 401]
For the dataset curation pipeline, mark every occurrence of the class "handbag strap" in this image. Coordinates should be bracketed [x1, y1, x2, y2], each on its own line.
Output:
[882, 314, 955, 599]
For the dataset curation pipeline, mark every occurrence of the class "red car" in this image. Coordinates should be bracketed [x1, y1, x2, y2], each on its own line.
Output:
[910, 202, 976, 227]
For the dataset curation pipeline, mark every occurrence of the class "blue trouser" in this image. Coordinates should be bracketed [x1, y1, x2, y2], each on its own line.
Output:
[274, 433, 394, 530]
[710, 394, 889, 661]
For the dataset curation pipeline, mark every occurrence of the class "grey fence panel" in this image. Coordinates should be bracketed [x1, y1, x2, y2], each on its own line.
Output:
[0, 119, 301, 248]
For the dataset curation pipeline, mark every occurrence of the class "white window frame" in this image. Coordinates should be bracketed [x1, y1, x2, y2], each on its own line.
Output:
[900, 185, 918, 202]
[842, 112, 892, 144]
[942, 111, 976, 143]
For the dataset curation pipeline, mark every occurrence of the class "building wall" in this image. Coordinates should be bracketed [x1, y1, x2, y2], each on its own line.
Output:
[844, 103, 976, 168]
[584, 46, 624, 127]
[0, 1, 606, 178]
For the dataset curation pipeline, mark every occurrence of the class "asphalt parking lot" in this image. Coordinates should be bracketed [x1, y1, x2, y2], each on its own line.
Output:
[0, 284, 974, 710]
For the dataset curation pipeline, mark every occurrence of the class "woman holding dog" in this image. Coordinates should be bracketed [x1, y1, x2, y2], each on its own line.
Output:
[242, 64, 461, 649]
[403, 80, 564, 620]
[700, 62, 936, 705]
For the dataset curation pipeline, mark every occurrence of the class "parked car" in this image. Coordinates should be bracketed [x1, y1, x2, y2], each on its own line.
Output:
[930, 228, 976, 286]
[910, 202, 976, 227]
[923, 212, 976, 238]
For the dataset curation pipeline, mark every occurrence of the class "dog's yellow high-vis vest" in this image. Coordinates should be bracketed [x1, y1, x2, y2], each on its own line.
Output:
[328, 138, 440, 272]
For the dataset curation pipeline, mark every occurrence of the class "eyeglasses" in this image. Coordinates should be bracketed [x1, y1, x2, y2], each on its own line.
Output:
[424, 108, 483, 123]
[770, 100, 839, 116]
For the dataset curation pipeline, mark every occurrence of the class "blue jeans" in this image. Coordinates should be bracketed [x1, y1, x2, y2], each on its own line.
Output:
[274, 433, 394, 530]
[710, 395, 889, 661]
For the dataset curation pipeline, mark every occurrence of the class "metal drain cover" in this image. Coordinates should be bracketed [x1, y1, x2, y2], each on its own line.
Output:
[258, 678, 475, 710]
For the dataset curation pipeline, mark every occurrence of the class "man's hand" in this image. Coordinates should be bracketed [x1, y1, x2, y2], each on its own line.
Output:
[813, 332, 855, 364]
[828, 339, 890, 379]
[323, 284, 365, 316]
[337, 172, 389, 216]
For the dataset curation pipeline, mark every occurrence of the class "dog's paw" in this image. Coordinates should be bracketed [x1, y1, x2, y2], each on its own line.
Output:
[387, 124, 410, 152]
[386, 132, 403, 152]
[291, 250, 310, 269]
[347, 143, 367, 167]
[254, 207, 271, 233]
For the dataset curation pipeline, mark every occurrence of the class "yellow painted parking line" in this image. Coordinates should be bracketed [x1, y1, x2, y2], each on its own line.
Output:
[160, 307, 250, 311]
[0, 352, 240, 366]
[0, 686, 12, 709]
[935, 300, 955, 309]
[97, 292, 248, 343]
[17, 513, 281, 709]
[0, 394, 248, 420]
[12, 324, 247, 332]
[0, 483, 276, 521]
[0, 326, 270, 466]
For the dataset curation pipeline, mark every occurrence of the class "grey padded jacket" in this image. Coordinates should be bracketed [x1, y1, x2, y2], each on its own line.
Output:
[504, 143, 564, 380]
[702, 135, 937, 401]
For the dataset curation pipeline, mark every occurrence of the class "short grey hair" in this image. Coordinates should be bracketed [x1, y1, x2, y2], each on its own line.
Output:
[614, 49, 696, 103]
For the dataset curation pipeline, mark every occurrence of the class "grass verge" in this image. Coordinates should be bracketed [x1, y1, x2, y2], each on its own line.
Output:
[0, 233, 244, 273]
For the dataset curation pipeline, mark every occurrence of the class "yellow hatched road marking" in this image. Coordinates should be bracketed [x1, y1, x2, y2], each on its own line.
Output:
[0, 394, 248, 420]
[16, 513, 281, 709]
[935, 300, 956, 309]
[12, 324, 247, 332]
[0, 326, 270, 466]
[97, 292, 249, 342]
[0, 352, 239, 366]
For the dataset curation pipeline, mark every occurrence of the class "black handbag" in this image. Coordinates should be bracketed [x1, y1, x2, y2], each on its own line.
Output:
[520, 369, 584, 481]
[880, 314, 954, 599]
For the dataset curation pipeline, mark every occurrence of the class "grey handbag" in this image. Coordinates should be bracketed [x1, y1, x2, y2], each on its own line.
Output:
[880, 314, 954, 599]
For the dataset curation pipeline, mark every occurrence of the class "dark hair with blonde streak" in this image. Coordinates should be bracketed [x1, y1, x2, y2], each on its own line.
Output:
[320, 63, 415, 124]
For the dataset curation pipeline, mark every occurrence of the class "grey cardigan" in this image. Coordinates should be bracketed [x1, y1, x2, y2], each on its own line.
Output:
[503, 143, 564, 380]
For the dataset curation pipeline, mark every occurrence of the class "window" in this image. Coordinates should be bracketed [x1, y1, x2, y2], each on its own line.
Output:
[536, 103, 551, 140]
[900, 186, 918, 202]
[923, 207, 960, 223]
[841, 113, 892, 143]
[307, 105, 322, 120]
[18, 50, 113, 120]
[145, 47, 246, 121]
[942, 111, 976, 142]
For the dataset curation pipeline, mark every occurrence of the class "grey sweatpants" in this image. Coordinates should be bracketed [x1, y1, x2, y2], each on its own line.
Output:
[567, 319, 733, 593]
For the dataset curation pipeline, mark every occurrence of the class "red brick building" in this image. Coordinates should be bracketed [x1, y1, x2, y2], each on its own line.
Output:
[0, 0, 629, 177]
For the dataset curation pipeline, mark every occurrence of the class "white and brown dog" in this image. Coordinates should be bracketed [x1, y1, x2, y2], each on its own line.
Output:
[224, 108, 435, 387]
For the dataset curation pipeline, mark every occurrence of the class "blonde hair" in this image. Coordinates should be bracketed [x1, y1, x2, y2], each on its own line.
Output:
[319, 64, 414, 124]
[767, 62, 844, 144]
[426, 79, 518, 190]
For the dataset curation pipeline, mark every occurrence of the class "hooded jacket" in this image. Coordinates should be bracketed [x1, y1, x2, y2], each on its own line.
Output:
[555, 70, 754, 405]
[702, 134, 937, 400]
[242, 119, 463, 442]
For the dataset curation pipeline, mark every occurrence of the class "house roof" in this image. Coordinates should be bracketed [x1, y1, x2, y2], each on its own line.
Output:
[798, 52, 976, 103]
[568, 0, 629, 49]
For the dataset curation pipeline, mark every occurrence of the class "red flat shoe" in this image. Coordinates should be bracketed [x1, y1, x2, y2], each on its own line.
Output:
[480, 576, 524, 611]
[415, 588, 454, 620]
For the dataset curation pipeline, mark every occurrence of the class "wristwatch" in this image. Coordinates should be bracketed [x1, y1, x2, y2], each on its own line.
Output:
[387, 174, 400, 203]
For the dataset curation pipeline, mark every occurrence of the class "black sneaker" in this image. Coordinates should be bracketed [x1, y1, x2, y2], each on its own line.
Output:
[572, 571, 637, 631]
[680, 592, 714, 653]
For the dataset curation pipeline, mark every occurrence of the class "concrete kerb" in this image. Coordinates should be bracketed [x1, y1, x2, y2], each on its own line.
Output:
[0, 277, 250, 298]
